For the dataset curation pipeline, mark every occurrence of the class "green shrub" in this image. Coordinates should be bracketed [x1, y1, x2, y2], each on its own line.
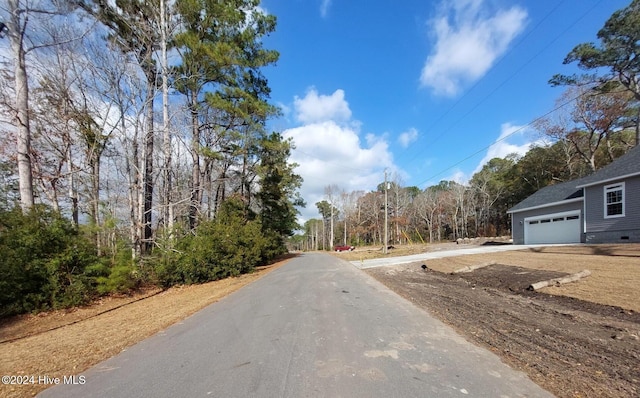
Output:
[0, 206, 102, 317]
[158, 198, 284, 286]
[95, 263, 138, 295]
[46, 243, 96, 309]
[174, 219, 265, 283]
[94, 242, 142, 295]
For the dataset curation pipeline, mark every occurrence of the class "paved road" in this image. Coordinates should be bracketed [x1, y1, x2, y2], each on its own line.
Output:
[39, 253, 553, 398]
[351, 244, 577, 269]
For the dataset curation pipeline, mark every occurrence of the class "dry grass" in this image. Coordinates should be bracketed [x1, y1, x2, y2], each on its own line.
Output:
[329, 244, 431, 261]
[0, 257, 293, 398]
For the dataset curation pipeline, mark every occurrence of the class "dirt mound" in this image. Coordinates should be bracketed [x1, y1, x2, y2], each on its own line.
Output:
[453, 263, 569, 291]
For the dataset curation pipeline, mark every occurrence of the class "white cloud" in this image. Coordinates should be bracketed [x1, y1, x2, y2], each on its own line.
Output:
[294, 88, 352, 124]
[421, 168, 467, 188]
[472, 122, 534, 175]
[398, 128, 419, 148]
[320, 0, 332, 18]
[445, 170, 468, 185]
[420, 0, 527, 96]
[284, 89, 398, 222]
[277, 101, 291, 118]
[285, 121, 394, 222]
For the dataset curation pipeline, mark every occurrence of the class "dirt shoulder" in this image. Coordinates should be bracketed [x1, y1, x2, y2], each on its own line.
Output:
[0, 257, 293, 398]
[365, 244, 640, 398]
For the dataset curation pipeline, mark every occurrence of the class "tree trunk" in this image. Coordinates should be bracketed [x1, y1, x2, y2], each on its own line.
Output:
[636, 106, 640, 146]
[329, 205, 334, 249]
[9, 0, 34, 213]
[344, 218, 347, 245]
[160, 0, 173, 236]
[189, 93, 200, 230]
[67, 144, 78, 226]
[121, 105, 140, 259]
[142, 81, 154, 254]
[90, 155, 101, 256]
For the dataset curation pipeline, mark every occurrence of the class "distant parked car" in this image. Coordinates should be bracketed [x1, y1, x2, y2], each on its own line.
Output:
[334, 245, 355, 252]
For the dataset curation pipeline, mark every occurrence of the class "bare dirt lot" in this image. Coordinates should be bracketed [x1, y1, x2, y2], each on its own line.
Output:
[0, 257, 292, 398]
[365, 243, 640, 398]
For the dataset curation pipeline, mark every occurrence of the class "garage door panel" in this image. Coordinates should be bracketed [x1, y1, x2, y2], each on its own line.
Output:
[524, 212, 581, 244]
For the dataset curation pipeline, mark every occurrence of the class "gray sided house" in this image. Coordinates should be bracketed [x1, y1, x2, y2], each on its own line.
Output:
[508, 145, 640, 245]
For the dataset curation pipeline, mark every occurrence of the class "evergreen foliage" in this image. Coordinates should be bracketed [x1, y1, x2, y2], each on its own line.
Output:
[258, 133, 304, 239]
[93, 242, 142, 295]
[0, 207, 102, 316]
[155, 198, 281, 287]
[550, 0, 640, 145]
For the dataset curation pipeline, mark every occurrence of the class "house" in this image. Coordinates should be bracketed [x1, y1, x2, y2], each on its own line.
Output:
[508, 145, 640, 244]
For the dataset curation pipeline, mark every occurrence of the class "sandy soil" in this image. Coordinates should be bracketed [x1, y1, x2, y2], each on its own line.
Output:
[365, 243, 640, 398]
[0, 257, 292, 398]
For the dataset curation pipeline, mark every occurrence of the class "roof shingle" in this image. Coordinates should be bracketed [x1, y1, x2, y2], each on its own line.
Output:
[507, 178, 584, 213]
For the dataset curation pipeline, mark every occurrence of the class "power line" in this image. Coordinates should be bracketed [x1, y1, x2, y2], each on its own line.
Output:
[415, 85, 626, 188]
[403, 0, 605, 170]
[405, 0, 570, 165]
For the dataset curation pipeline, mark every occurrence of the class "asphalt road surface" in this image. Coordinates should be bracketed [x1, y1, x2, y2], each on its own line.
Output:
[39, 253, 554, 398]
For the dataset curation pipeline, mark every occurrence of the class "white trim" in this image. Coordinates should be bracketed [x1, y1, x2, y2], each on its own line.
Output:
[576, 172, 640, 188]
[583, 193, 587, 233]
[603, 182, 625, 219]
[507, 197, 583, 214]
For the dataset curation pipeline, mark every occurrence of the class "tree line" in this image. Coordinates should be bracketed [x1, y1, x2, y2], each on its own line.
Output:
[0, 0, 303, 317]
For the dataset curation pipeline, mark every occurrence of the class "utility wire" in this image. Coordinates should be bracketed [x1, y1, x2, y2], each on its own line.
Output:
[404, 0, 605, 169]
[285, 1, 608, 189]
[414, 85, 627, 188]
[405, 0, 569, 164]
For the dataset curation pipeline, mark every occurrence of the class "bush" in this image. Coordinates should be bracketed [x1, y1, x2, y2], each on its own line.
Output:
[46, 240, 100, 309]
[158, 198, 285, 286]
[93, 242, 142, 295]
[174, 218, 265, 283]
[0, 206, 102, 317]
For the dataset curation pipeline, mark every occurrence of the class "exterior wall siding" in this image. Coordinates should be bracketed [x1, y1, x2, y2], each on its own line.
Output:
[510, 201, 583, 245]
[584, 176, 640, 243]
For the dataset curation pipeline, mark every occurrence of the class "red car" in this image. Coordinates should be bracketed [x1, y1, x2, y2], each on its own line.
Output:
[334, 245, 355, 252]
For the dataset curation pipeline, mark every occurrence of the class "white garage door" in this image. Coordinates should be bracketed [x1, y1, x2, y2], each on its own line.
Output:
[524, 211, 581, 245]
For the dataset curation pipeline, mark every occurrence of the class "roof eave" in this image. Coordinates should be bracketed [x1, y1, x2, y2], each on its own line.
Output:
[507, 197, 583, 214]
[576, 171, 640, 188]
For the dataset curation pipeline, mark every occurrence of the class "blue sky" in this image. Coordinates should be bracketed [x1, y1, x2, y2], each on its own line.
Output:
[259, 0, 630, 221]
